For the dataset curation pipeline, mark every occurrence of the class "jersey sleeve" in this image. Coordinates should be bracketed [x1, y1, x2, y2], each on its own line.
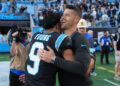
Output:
[55, 34, 72, 56]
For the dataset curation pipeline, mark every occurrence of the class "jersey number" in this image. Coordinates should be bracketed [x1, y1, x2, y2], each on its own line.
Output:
[27, 42, 44, 75]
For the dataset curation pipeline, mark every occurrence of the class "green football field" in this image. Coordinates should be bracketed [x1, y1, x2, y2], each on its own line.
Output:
[0, 52, 120, 86]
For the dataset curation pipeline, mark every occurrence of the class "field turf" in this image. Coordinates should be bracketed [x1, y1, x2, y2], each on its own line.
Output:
[0, 52, 120, 86]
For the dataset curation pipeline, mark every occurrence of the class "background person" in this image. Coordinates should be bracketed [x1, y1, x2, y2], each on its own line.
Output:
[77, 19, 96, 76]
[113, 25, 120, 80]
[99, 31, 111, 64]
[9, 26, 30, 86]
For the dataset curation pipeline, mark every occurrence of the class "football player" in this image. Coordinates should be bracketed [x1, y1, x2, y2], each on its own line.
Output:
[24, 12, 73, 86]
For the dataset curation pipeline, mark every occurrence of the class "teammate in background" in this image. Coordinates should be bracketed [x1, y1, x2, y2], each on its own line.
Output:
[9, 27, 30, 86]
[38, 5, 92, 86]
[113, 25, 120, 80]
[99, 31, 111, 64]
[25, 12, 73, 86]
[77, 19, 96, 76]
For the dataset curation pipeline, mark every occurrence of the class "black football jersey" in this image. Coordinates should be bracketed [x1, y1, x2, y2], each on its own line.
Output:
[54, 31, 92, 86]
[25, 31, 72, 86]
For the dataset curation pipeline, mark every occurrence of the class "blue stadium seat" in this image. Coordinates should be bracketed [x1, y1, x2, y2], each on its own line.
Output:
[0, 43, 10, 52]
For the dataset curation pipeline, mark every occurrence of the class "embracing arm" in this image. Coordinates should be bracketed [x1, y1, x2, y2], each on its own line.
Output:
[54, 48, 90, 75]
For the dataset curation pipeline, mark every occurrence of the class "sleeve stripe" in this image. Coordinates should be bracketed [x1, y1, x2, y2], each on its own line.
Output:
[55, 34, 67, 51]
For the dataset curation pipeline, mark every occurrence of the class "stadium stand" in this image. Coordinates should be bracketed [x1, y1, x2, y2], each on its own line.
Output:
[0, 0, 119, 52]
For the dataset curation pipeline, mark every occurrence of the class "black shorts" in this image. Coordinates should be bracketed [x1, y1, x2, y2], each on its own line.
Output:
[9, 71, 24, 86]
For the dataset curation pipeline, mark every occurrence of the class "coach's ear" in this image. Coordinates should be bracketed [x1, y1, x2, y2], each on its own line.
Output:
[74, 16, 80, 24]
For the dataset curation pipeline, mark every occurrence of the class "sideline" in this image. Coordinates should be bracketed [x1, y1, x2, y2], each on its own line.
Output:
[104, 79, 120, 86]
[0, 61, 10, 86]
[97, 66, 115, 74]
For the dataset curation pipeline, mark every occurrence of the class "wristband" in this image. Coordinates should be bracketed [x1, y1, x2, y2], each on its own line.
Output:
[50, 56, 56, 64]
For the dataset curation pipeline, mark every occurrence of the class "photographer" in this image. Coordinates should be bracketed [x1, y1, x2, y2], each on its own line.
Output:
[9, 26, 31, 86]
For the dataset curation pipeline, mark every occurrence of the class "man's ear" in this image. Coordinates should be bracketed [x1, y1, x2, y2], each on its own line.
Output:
[75, 16, 80, 24]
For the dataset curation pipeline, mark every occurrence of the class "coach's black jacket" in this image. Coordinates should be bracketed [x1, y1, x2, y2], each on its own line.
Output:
[54, 31, 92, 86]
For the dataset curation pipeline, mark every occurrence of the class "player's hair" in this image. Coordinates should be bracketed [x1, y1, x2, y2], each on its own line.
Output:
[42, 12, 61, 30]
[65, 5, 81, 18]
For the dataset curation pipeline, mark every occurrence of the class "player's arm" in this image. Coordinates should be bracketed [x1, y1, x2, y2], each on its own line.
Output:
[54, 47, 90, 75]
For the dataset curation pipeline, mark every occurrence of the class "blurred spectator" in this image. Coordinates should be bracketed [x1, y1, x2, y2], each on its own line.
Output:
[96, 9, 102, 20]
[83, 11, 88, 20]
[0, 32, 4, 43]
[83, 1, 88, 12]
[97, 18, 103, 27]
[39, 12, 44, 26]
[112, 6, 117, 16]
[107, 6, 111, 18]
[115, 0, 119, 9]
[20, 5, 27, 14]
[11, 0, 16, 13]
[54, 4, 59, 13]
[102, 12, 108, 23]
[6, 0, 11, 13]
[43, 0, 49, 6]
[110, 2, 114, 8]
[110, 15, 116, 27]
[91, 8, 97, 19]
[117, 13, 120, 25]
[91, 18, 97, 27]
[34, 12, 39, 26]
[2, 4, 7, 13]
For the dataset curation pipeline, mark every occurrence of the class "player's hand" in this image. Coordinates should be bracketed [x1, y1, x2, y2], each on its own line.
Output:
[19, 74, 25, 83]
[115, 51, 119, 56]
[38, 46, 55, 63]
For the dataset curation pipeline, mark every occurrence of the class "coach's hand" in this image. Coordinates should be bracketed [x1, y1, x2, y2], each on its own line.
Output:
[38, 46, 55, 63]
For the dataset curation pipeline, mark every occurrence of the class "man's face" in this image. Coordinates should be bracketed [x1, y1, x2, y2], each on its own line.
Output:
[118, 28, 120, 33]
[78, 27, 87, 34]
[61, 9, 76, 30]
[104, 32, 107, 36]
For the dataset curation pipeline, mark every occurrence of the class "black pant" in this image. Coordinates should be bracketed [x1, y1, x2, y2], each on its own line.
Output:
[100, 46, 110, 64]
[9, 71, 24, 86]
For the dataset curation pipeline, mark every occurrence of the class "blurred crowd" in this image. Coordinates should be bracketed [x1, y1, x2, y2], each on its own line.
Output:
[0, 0, 120, 27]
